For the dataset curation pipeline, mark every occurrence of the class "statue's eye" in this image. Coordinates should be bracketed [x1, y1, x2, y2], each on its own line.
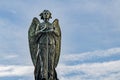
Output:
[44, 12, 47, 15]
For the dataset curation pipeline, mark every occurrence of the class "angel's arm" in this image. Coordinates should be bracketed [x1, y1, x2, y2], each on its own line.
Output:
[35, 24, 41, 35]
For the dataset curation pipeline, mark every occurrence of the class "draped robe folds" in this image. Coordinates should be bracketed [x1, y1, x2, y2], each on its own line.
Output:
[34, 22, 59, 80]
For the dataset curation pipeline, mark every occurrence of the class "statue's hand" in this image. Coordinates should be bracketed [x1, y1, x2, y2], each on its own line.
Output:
[35, 30, 45, 35]
[39, 30, 46, 33]
[36, 28, 54, 34]
[48, 29, 54, 32]
[47, 28, 54, 32]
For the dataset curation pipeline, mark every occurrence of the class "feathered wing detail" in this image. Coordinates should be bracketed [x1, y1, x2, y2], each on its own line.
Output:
[28, 17, 40, 66]
[52, 19, 61, 68]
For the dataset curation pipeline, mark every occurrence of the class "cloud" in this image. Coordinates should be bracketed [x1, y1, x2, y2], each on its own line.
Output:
[0, 54, 18, 60]
[61, 47, 120, 63]
[0, 65, 33, 77]
[1, 60, 120, 80]
[3, 54, 18, 60]
[0, 47, 120, 80]
[57, 60, 120, 80]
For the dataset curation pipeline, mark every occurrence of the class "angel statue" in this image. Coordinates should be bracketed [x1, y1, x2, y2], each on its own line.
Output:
[28, 10, 61, 80]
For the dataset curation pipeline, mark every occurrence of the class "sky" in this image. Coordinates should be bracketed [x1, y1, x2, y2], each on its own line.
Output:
[0, 0, 120, 80]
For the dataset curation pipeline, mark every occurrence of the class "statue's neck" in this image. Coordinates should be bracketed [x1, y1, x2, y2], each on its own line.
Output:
[44, 19, 49, 23]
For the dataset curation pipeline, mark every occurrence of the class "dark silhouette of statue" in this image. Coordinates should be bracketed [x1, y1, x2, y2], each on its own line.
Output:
[28, 10, 61, 80]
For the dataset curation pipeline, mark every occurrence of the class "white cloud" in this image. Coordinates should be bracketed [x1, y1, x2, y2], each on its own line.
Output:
[0, 60, 120, 80]
[57, 60, 120, 80]
[0, 47, 120, 80]
[62, 47, 120, 62]
[3, 54, 18, 59]
[0, 65, 33, 77]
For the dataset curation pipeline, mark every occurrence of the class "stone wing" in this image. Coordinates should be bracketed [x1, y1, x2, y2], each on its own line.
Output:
[28, 17, 40, 66]
[52, 19, 61, 68]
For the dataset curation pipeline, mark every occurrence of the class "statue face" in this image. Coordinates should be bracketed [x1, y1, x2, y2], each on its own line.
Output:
[42, 10, 51, 19]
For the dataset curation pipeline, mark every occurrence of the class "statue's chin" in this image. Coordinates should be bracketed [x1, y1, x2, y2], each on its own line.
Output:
[43, 18, 49, 22]
[44, 18, 49, 19]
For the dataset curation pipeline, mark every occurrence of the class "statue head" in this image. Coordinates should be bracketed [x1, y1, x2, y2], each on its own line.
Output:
[39, 10, 52, 21]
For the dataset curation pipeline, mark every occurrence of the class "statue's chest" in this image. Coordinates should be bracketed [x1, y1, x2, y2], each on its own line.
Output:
[40, 23, 53, 31]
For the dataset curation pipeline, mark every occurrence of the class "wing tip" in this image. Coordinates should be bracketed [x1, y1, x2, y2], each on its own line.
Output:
[33, 17, 39, 21]
[54, 18, 59, 22]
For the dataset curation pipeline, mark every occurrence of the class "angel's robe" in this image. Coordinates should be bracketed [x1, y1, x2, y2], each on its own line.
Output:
[35, 22, 56, 80]
[38, 22, 55, 45]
